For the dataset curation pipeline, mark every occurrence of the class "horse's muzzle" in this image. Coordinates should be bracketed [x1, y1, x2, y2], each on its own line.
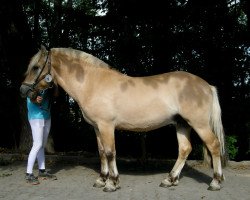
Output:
[20, 84, 38, 99]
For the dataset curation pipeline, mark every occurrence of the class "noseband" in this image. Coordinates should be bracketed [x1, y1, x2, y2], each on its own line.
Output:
[22, 50, 53, 94]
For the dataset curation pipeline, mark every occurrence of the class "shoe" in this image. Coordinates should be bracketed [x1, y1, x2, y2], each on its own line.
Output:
[25, 173, 40, 185]
[38, 170, 57, 180]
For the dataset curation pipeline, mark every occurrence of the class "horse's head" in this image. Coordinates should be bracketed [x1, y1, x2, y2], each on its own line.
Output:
[20, 45, 54, 99]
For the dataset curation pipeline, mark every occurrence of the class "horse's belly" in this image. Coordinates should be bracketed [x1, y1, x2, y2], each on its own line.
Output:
[115, 109, 174, 132]
[116, 120, 173, 132]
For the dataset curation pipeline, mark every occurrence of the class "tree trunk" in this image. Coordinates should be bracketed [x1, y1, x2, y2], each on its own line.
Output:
[0, 0, 33, 152]
[19, 99, 33, 153]
[0, 0, 56, 153]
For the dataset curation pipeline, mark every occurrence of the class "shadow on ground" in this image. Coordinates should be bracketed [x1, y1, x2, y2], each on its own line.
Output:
[42, 155, 213, 186]
[0, 153, 214, 187]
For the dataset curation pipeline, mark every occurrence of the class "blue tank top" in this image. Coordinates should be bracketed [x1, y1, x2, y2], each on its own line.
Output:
[27, 89, 51, 120]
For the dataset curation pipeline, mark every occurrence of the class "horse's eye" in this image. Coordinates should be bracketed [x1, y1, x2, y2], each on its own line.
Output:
[32, 66, 39, 71]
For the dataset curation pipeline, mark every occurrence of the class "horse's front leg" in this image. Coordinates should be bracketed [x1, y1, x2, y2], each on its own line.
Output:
[104, 149, 120, 192]
[95, 124, 120, 192]
[93, 129, 108, 188]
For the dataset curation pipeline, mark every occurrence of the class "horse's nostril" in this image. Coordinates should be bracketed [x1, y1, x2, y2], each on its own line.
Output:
[20, 86, 26, 98]
[20, 85, 30, 98]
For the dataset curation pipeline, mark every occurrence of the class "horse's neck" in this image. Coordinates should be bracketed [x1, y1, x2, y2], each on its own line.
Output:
[51, 49, 116, 101]
[51, 50, 86, 99]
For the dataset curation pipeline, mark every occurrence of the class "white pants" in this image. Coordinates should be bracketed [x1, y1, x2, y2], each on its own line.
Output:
[26, 119, 51, 174]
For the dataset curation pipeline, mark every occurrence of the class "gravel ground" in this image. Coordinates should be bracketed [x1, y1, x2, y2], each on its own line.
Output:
[0, 154, 249, 200]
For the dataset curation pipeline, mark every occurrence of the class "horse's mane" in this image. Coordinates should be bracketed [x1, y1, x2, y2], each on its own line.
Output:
[54, 48, 111, 69]
[26, 47, 121, 76]
[54, 48, 126, 77]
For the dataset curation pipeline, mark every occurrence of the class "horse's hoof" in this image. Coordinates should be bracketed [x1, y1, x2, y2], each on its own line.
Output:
[159, 179, 172, 188]
[103, 186, 116, 192]
[172, 179, 179, 186]
[93, 182, 105, 188]
[103, 179, 117, 192]
[207, 185, 221, 191]
[207, 180, 221, 191]
[93, 178, 106, 188]
[116, 184, 121, 190]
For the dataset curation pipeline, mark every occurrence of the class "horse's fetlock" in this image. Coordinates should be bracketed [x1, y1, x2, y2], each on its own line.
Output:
[172, 179, 179, 186]
[100, 172, 108, 181]
[213, 173, 223, 183]
[110, 174, 119, 183]
[171, 175, 178, 183]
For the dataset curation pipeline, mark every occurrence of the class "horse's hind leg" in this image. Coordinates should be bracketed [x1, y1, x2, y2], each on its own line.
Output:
[95, 123, 120, 192]
[160, 124, 192, 187]
[194, 126, 223, 191]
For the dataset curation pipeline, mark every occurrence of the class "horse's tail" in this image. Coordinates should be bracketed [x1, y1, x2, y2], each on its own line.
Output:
[204, 86, 227, 167]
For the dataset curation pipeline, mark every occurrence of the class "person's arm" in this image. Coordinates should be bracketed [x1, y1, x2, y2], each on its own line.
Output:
[30, 96, 43, 104]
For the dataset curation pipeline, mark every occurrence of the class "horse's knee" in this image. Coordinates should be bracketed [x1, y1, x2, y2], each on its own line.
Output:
[98, 149, 105, 158]
[105, 150, 116, 161]
[179, 144, 192, 158]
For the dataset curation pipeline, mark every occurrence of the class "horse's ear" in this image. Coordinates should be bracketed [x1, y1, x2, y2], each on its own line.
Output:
[40, 44, 47, 53]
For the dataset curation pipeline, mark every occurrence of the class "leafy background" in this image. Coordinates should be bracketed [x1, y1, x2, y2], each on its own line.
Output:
[0, 0, 249, 161]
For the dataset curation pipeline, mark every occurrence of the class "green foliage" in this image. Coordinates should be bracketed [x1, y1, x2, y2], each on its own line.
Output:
[226, 135, 239, 160]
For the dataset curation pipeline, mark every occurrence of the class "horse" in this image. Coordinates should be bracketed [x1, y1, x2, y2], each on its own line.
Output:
[20, 45, 226, 192]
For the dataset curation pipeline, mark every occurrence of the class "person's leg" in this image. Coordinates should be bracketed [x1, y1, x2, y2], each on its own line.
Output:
[27, 119, 44, 174]
[37, 118, 57, 180]
[37, 118, 51, 171]
[26, 119, 44, 184]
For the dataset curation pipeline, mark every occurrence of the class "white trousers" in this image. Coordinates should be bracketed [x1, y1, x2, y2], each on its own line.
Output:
[26, 119, 51, 174]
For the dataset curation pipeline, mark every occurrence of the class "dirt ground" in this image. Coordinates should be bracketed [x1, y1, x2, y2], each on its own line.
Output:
[0, 154, 249, 200]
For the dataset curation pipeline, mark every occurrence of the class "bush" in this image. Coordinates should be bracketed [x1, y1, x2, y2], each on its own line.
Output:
[225, 135, 239, 160]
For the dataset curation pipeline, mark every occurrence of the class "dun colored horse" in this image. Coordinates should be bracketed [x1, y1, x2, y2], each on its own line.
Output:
[20, 46, 226, 192]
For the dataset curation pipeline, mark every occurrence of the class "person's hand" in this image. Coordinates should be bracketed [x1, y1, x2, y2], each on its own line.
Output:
[36, 96, 43, 104]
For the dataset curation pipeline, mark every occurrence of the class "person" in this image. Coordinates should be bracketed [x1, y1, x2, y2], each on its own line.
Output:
[25, 88, 57, 185]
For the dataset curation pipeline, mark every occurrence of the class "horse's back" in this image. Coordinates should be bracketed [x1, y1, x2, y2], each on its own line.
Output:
[117, 70, 212, 106]
[112, 71, 213, 131]
[81, 69, 213, 131]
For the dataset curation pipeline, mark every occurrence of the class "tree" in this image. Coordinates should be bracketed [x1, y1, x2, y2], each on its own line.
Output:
[0, 0, 35, 151]
[1, 0, 249, 160]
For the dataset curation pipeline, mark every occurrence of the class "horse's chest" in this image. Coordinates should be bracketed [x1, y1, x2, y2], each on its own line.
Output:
[80, 108, 97, 126]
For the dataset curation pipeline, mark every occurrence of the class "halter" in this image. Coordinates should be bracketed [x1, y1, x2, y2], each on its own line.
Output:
[22, 50, 53, 94]
[34, 50, 52, 86]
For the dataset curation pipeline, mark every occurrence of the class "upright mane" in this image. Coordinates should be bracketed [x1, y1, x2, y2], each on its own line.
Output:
[53, 48, 111, 69]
